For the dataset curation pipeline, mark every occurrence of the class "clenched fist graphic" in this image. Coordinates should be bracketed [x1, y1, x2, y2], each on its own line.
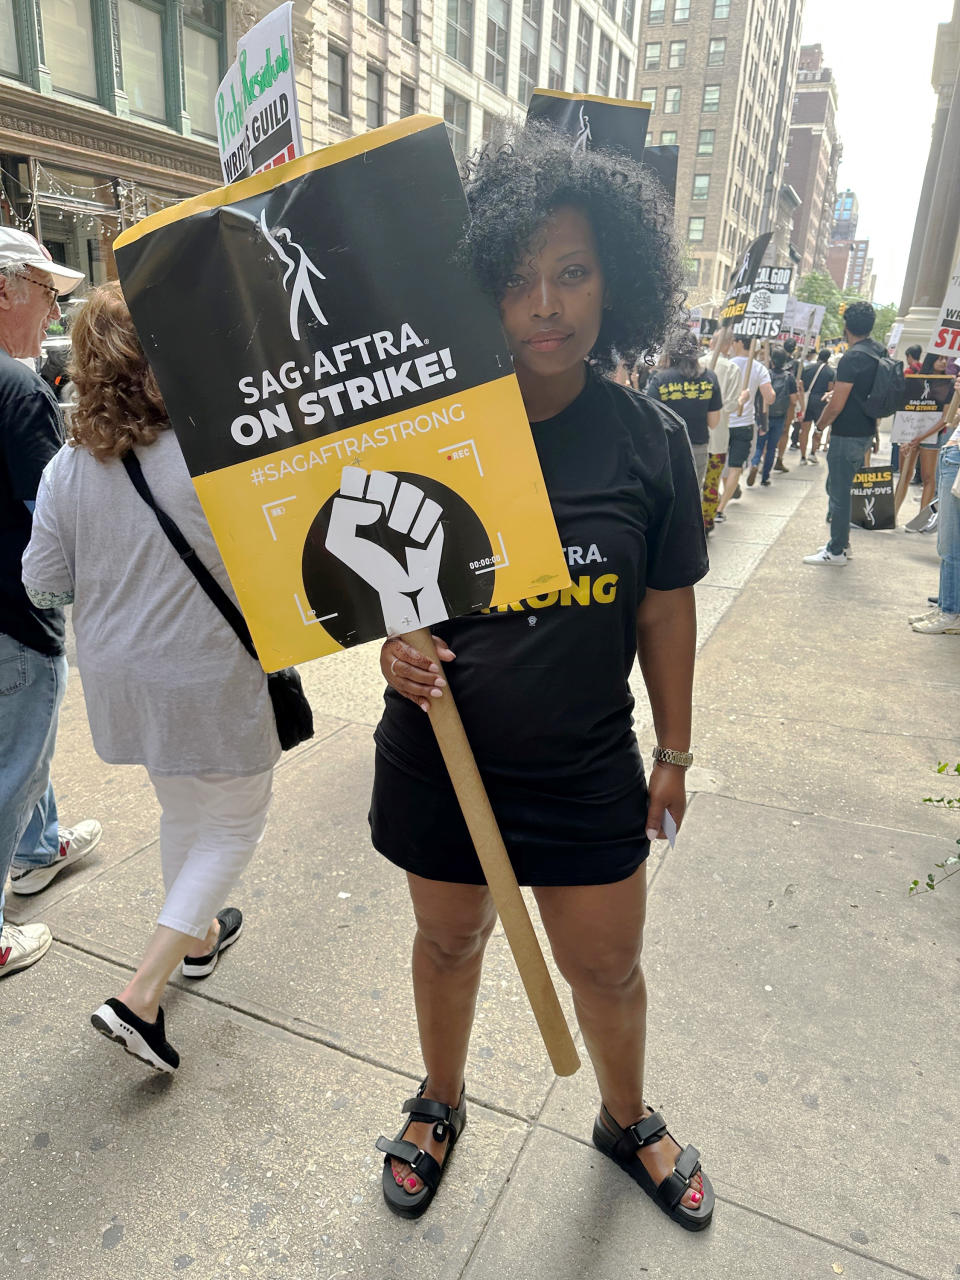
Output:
[324, 467, 448, 634]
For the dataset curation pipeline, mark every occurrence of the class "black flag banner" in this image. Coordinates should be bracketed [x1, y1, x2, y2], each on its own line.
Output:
[113, 117, 568, 671]
[718, 232, 773, 329]
[526, 89, 651, 164]
[639, 144, 679, 204]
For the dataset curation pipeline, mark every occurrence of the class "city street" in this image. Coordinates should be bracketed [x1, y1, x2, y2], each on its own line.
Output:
[2, 453, 957, 1280]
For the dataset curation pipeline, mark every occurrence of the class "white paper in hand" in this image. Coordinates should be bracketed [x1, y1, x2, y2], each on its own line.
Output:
[663, 809, 678, 850]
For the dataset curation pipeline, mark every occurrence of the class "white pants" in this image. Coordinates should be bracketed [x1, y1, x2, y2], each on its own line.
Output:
[150, 769, 274, 940]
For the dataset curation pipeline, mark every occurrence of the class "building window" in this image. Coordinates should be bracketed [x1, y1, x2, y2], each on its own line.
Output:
[573, 10, 592, 93]
[596, 32, 612, 95]
[660, 129, 677, 144]
[119, 0, 167, 121]
[601, 0, 616, 15]
[673, 0, 689, 17]
[644, 41, 661, 69]
[447, 0, 474, 67]
[697, 128, 715, 155]
[38, 0, 98, 98]
[367, 0, 385, 23]
[688, 216, 705, 242]
[443, 87, 470, 159]
[366, 65, 383, 129]
[328, 46, 348, 117]
[692, 173, 710, 200]
[615, 51, 630, 99]
[549, 0, 569, 89]
[485, 0, 509, 90]
[685, 256, 700, 286]
[702, 83, 720, 112]
[713, 0, 729, 14]
[518, 0, 541, 104]
[648, 0, 664, 23]
[664, 86, 681, 114]
[640, 87, 657, 113]
[668, 39, 685, 67]
[400, 79, 416, 116]
[708, 36, 725, 65]
[402, 0, 418, 40]
[482, 108, 498, 144]
[621, 0, 635, 37]
[183, 0, 224, 139]
[0, 0, 19, 77]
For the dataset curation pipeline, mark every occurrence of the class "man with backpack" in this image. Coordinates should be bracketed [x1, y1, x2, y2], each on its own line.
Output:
[803, 301, 905, 566]
[747, 347, 798, 487]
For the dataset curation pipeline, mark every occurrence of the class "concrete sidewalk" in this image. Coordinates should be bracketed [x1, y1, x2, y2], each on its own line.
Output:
[2, 458, 958, 1280]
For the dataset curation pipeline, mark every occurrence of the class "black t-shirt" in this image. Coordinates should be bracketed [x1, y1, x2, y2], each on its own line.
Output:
[832, 339, 886, 437]
[801, 360, 835, 421]
[0, 348, 66, 655]
[375, 369, 709, 811]
[646, 366, 723, 445]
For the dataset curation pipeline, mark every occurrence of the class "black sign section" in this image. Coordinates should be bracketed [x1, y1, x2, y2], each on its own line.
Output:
[719, 232, 773, 328]
[115, 122, 508, 476]
[641, 144, 678, 204]
[526, 90, 650, 165]
[850, 466, 895, 531]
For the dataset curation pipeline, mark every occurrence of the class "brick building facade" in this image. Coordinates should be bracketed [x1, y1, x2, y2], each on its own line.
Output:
[783, 42, 839, 278]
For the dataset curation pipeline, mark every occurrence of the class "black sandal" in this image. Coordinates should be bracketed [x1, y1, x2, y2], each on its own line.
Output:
[376, 1079, 467, 1219]
[592, 1104, 715, 1232]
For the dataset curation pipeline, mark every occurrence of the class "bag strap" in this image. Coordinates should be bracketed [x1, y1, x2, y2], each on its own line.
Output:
[121, 451, 259, 663]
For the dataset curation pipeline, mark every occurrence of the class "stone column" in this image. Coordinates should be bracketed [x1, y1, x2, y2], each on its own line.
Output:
[911, 59, 960, 309]
[898, 101, 948, 316]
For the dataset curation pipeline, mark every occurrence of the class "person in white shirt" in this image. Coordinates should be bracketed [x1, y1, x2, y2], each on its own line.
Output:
[714, 335, 775, 520]
[699, 330, 746, 532]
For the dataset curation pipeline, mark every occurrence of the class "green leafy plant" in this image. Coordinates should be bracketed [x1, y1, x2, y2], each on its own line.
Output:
[909, 761, 960, 895]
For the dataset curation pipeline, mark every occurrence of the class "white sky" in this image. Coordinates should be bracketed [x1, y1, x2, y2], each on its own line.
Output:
[798, 0, 954, 303]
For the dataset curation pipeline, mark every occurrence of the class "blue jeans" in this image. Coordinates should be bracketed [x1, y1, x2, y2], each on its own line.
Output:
[0, 633, 67, 931]
[937, 445, 960, 614]
[751, 415, 786, 481]
[826, 434, 874, 556]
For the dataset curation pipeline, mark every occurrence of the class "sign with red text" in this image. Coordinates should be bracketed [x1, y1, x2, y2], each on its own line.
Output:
[929, 256, 960, 355]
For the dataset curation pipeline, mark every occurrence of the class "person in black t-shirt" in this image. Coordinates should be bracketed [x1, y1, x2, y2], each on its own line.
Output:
[646, 329, 722, 487]
[372, 124, 713, 1230]
[798, 348, 835, 464]
[803, 300, 884, 565]
[0, 229, 100, 979]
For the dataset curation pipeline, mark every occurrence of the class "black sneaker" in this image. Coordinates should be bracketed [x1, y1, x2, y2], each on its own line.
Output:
[181, 907, 243, 979]
[732, 485, 742, 500]
[91, 998, 179, 1072]
[761, 479, 772, 486]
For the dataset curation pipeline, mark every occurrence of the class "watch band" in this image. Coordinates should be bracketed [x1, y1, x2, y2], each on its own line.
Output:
[653, 746, 693, 768]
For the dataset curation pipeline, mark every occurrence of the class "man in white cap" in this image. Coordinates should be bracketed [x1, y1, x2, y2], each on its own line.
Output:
[0, 227, 101, 977]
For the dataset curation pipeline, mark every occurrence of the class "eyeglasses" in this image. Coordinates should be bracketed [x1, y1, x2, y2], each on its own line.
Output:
[14, 272, 60, 308]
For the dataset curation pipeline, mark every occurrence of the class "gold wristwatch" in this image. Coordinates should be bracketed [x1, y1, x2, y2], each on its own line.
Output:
[652, 746, 693, 768]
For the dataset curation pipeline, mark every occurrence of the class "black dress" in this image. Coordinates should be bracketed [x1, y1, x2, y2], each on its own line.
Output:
[370, 368, 709, 886]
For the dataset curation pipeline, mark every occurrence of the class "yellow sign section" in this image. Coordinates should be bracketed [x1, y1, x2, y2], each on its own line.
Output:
[193, 375, 571, 670]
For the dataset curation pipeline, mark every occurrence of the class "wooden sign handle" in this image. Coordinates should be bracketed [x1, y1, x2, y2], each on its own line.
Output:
[402, 627, 581, 1077]
[946, 386, 960, 429]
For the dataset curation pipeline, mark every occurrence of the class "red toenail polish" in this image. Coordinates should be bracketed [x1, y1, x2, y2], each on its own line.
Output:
[405, 1177, 417, 1189]
[691, 1192, 702, 1203]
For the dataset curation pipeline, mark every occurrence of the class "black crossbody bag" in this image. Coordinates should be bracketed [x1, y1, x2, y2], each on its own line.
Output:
[122, 452, 314, 752]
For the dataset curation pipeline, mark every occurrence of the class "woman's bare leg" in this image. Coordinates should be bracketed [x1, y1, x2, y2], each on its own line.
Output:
[533, 867, 702, 1209]
[389, 873, 497, 1194]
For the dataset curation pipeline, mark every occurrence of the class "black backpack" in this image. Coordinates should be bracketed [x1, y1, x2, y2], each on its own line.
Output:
[770, 370, 792, 416]
[863, 349, 908, 418]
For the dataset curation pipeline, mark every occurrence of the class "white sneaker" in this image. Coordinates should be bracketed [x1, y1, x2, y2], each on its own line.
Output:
[803, 547, 848, 566]
[908, 607, 940, 625]
[817, 544, 852, 560]
[9, 819, 102, 895]
[911, 611, 960, 634]
[0, 922, 53, 977]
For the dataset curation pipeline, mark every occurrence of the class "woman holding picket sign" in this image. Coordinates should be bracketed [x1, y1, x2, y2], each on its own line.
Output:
[372, 124, 714, 1230]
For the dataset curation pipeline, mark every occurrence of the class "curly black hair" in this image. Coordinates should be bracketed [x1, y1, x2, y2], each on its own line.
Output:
[458, 120, 684, 372]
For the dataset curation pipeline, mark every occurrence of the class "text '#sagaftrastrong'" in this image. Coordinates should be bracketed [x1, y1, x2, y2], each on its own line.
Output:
[230, 323, 458, 447]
